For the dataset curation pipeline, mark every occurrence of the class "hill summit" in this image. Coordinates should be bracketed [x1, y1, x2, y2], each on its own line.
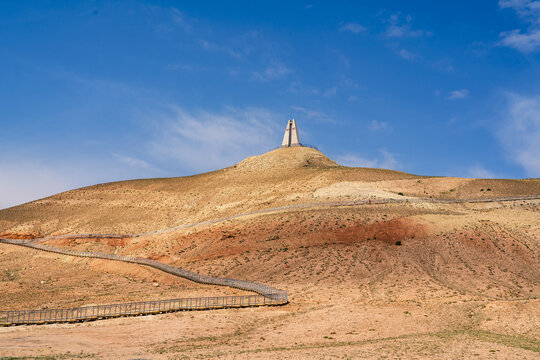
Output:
[235, 146, 338, 171]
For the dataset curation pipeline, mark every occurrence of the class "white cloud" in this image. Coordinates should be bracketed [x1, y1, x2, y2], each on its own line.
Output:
[0, 106, 283, 209]
[290, 106, 335, 123]
[369, 120, 389, 131]
[467, 164, 497, 178]
[143, 5, 193, 33]
[113, 154, 151, 169]
[499, 29, 540, 52]
[147, 107, 281, 173]
[323, 87, 338, 97]
[199, 39, 242, 58]
[166, 63, 205, 72]
[499, 0, 540, 52]
[198, 31, 264, 60]
[384, 13, 432, 38]
[170, 7, 192, 32]
[397, 48, 418, 61]
[447, 89, 470, 100]
[340, 22, 367, 34]
[252, 61, 292, 81]
[498, 93, 540, 176]
[65, 72, 142, 98]
[335, 150, 399, 170]
[499, 0, 540, 23]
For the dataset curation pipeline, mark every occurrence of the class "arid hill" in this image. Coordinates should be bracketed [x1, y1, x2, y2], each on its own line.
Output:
[1, 147, 539, 359]
[0, 146, 538, 237]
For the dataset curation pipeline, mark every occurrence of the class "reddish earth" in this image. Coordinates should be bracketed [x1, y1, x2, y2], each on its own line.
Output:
[0, 233, 40, 240]
[48, 236, 133, 248]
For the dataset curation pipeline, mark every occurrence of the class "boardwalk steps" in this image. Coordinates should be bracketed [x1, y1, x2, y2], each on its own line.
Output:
[1, 195, 538, 326]
[0, 239, 287, 326]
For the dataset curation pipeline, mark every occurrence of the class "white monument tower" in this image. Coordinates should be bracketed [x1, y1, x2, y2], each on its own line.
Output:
[281, 118, 301, 148]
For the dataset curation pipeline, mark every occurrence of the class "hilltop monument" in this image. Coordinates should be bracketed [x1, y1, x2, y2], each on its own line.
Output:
[281, 118, 301, 148]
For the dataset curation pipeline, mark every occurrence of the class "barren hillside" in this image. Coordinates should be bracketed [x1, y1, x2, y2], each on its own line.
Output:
[1, 147, 539, 359]
[1, 147, 538, 237]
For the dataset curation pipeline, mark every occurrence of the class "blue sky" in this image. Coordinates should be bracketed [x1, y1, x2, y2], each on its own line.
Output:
[1, 0, 540, 209]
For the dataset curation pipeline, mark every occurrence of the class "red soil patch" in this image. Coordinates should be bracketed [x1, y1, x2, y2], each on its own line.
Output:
[173, 211, 428, 262]
[314, 218, 427, 245]
[0, 233, 40, 240]
[46, 237, 131, 248]
[148, 254, 175, 263]
[104, 237, 131, 247]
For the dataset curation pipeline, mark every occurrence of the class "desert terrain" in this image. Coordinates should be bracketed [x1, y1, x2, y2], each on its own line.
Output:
[0, 147, 539, 359]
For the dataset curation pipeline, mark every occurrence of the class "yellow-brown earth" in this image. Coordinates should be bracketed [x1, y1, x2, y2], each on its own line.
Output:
[0, 147, 539, 359]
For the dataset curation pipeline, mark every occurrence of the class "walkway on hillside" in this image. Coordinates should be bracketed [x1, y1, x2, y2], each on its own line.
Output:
[1, 194, 537, 326]
[30, 195, 540, 242]
[0, 239, 287, 326]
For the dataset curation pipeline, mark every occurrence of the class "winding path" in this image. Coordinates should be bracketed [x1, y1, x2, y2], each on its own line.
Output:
[0, 238, 287, 325]
[30, 195, 540, 242]
[0, 195, 538, 326]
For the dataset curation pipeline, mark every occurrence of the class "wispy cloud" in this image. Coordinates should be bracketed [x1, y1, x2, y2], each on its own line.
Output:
[499, 29, 540, 52]
[316, 78, 358, 98]
[0, 105, 280, 209]
[499, 0, 540, 23]
[384, 13, 432, 38]
[369, 120, 390, 131]
[113, 154, 151, 169]
[170, 7, 192, 32]
[498, 93, 540, 176]
[199, 39, 242, 58]
[290, 106, 335, 123]
[143, 5, 193, 33]
[499, 0, 540, 52]
[64, 72, 142, 98]
[339, 22, 366, 34]
[447, 89, 470, 100]
[467, 164, 497, 178]
[397, 48, 418, 61]
[323, 87, 338, 97]
[287, 80, 321, 95]
[166, 63, 206, 72]
[252, 60, 292, 81]
[335, 149, 399, 170]
[340, 78, 358, 88]
[147, 107, 281, 172]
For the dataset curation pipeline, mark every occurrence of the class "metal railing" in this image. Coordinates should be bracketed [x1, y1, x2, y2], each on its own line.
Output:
[1, 194, 537, 325]
[0, 295, 278, 325]
[0, 239, 287, 326]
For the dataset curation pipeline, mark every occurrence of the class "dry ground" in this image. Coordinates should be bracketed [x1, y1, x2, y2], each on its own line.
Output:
[0, 147, 539, 359]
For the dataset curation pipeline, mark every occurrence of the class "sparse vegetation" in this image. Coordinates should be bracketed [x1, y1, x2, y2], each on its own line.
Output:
[4, 269, 18, 281]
